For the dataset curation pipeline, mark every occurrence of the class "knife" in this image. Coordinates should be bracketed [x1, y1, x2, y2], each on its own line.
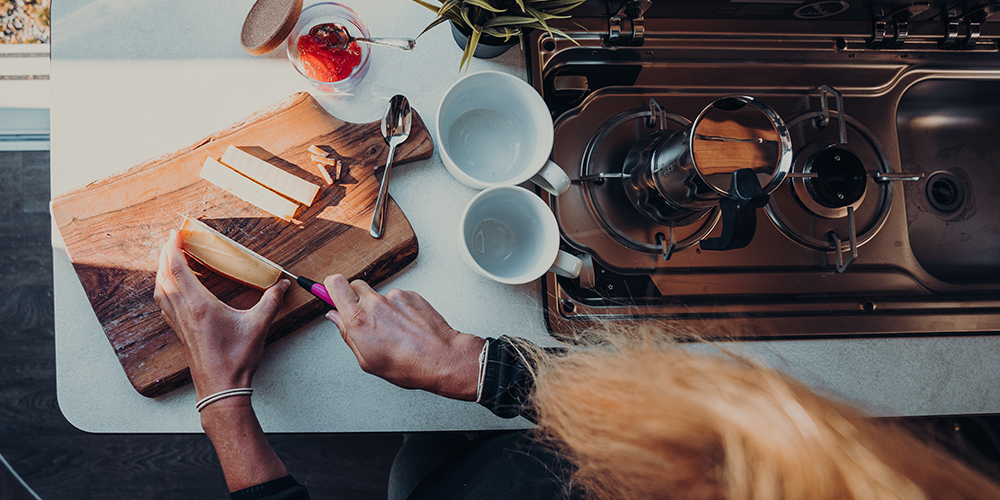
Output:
[182, 216, 336, 309]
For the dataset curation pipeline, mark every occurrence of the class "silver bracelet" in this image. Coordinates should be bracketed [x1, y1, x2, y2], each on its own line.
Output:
[196, 388, 254, 412]
[475, 340, 489, 404]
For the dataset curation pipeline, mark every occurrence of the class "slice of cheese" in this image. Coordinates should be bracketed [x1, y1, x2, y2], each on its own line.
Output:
[200, 156, 299, 221]
[221, 145, 320, 206]
[311, 154, 338, 166]
[315, 162, 334, 185]
[178, 217, 281, 290]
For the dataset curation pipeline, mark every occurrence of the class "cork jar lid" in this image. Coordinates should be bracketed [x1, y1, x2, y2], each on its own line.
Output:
[241, 0, 303, 56]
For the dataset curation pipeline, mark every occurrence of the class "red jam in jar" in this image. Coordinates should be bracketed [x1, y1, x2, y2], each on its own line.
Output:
[297, 23, 362, 82]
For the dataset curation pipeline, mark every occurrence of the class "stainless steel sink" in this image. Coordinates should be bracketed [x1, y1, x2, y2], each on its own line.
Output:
[897, 80, 1000, 285]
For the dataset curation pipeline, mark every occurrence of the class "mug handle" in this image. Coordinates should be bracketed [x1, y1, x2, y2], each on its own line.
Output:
[530, 160, 571, 196]
[548, 250, 582, 279]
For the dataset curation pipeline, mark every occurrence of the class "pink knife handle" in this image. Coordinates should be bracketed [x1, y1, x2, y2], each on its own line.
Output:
[310, 283, 336, 308]
[295, 276, 336, 309]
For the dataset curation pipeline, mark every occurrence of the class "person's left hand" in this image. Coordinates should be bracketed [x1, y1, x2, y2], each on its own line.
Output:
[153, 230, 289, 399]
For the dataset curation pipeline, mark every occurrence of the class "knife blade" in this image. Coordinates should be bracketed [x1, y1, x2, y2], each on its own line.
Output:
[181, 216, 336, 309]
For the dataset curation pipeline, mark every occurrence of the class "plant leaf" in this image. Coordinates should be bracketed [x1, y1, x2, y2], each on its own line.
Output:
[410, 0, 438, 12]
[482, 26, 518, 42]
[483, 15, 539, 28]
[459, 6, 474, 29]
[548, 25, 579, 44]
[459, 39, 472, 73]
[468, 26, 482, 69]
[464, 0, 507, 13]
[513, 0, 526, 13]
[518, 20, 576, 41]
[546, 6, 580, 14]
[524, 6, 554, 38]
[417, 15, 453, 38]
[409, 0, 441, 13]
[460, 26, 483, 72]
[437, 0, 460, 16]
[440, 9, 464, 23]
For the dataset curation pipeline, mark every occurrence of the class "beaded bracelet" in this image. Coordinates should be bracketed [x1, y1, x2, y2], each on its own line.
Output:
[195, 388, 254, 412]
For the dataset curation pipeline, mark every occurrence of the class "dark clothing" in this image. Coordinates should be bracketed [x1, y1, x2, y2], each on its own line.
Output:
[231, 475, 310, 500]
[406, 430, 575, 499]
[235, 336, 564, 500]
[478, 335, 543, 420]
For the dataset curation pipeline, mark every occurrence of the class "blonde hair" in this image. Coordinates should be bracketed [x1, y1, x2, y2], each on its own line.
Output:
[528, 323, 1000, 500]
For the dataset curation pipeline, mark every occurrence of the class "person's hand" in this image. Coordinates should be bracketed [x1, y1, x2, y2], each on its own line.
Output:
[323, 275, 485, 401]
[153, 230, 289, 399]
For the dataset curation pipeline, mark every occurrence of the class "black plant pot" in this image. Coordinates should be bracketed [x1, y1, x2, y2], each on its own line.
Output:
[450, 22, 518, 59]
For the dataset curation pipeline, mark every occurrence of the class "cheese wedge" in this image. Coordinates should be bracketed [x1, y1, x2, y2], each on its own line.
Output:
[221, 145, 320, 206]
[178, 218, 281, 290]
[200, 157, 299, 221]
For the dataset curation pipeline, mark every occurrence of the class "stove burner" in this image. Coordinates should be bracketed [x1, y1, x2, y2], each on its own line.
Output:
[766, 111, 893, 253]
[621, 129, 712, 228]
[806, 147, 867, 208]
[579, 104, 720, 257]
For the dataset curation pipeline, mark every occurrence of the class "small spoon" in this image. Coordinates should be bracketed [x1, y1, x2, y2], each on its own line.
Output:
[370, 95, 412, 239]
[312, 23, 415, 51]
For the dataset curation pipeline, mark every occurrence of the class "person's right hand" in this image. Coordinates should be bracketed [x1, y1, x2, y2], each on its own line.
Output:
[154, 230, 288, 401]
[323, 275, 485, 401]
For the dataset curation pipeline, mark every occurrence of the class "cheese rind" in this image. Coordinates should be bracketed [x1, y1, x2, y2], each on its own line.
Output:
[200, 156, 299, 221]
[178, 218, 282, 290]
[221, 145, 320, 206]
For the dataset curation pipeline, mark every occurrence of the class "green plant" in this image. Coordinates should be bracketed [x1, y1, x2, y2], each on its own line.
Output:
[411, 0, 586, 70]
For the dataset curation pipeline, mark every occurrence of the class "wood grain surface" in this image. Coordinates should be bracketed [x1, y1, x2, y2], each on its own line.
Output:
[50, 93, 433, 398]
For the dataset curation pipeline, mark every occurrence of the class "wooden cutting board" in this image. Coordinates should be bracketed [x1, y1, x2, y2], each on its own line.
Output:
[51, 92, 432, 398]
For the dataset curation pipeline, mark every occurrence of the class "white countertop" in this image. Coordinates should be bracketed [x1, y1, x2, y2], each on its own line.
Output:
[51, 0, 1000, 433]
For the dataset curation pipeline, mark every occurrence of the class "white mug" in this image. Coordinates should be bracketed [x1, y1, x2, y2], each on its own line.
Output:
[437, 71, 572, 196]
[459, 186, 582, 285]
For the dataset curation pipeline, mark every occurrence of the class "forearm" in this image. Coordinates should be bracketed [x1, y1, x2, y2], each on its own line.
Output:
[201, 398, 288, 492]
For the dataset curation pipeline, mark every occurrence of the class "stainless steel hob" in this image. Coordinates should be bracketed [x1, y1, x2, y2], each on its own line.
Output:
[527, 0, 1000, 339]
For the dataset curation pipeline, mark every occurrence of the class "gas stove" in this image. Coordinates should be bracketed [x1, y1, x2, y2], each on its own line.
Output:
[527, 0, 1000, 339]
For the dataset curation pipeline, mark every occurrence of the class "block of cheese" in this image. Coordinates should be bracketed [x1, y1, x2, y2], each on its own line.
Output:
[200, 157, 299, 221]
[221, 145, 320, 206]
[178, 217, 282, 290]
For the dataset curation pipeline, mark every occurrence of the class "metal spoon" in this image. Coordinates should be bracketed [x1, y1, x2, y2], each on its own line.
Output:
[312, 23, 415, 51]
[370, 95, 412, 239]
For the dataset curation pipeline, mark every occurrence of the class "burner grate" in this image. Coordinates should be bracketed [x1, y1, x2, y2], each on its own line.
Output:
[579, 101, 720, 258]
[766, 109, 893, 265]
